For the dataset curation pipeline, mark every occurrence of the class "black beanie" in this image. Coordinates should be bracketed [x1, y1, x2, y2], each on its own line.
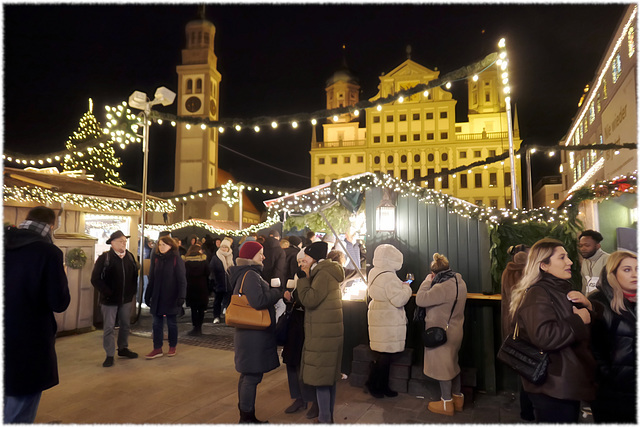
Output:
[304, 241, 328, 262]
[288, 235, 302, 247]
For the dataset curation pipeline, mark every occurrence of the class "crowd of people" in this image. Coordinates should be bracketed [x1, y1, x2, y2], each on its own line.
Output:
[4, 205, 636, 425]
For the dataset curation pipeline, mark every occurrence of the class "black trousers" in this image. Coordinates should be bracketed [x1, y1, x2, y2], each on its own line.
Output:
[528, 392, 580, 423]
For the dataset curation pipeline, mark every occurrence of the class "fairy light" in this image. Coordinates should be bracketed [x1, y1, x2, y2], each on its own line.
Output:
[311, 119, 317, 125]
[292, 121, 298, 128]
[376, 105, 382, 111]
[271, 121, 278, 128]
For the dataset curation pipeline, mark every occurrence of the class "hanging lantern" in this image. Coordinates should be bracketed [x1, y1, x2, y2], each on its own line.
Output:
[376, 188, 396, 232]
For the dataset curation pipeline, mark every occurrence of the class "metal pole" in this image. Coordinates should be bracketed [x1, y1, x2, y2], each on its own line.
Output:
[135, 108, 150, 321]
[238, 184, 243, 230]
[526, 149, 533, 209]
[505, 97, 518, 209]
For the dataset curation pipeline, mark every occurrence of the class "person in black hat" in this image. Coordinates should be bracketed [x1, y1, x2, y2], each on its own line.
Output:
[91, 230, 139, 367]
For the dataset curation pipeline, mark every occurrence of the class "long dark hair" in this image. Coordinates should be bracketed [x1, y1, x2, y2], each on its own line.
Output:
[155, 235, 178, 254]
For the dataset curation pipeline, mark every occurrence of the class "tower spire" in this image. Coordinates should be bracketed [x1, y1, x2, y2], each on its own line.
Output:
[197, 4, 205, 20]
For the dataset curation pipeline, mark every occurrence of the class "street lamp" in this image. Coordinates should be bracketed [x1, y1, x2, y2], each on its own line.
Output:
[128, 86, 176, 312]
[498, 38, 519, 209]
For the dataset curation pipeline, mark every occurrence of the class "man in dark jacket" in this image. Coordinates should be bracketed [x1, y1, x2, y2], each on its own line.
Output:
[262, 232, 286, 286]
[284, 235, 303, 281]
[91, 230, 139, 367]
[4, 206, 70, 423]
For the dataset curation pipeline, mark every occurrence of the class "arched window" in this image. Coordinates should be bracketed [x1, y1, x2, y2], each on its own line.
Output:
[414, 154, 420, 163]
[186, 79, 193, 94]
[441, 153, 448, 161]
[196, 79, 203, 93]
[374, 156, 380, 164]
[387, 155, 394, 164]
[401, 155, 407, 163]
[428, 153, 434, 162]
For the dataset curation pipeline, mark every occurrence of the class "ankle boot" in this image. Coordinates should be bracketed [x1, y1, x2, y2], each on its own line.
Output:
[452, 393, 464, 412]
[238, 406, 268, 424]
[427, 398, 454, 416]
[380, 362, 397, 397]
[365, 362, 384, 398]
[284, 398, 307, 414]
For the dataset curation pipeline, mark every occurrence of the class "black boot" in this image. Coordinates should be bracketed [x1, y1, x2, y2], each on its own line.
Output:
[187, 325, 202, 336]
[365, 362, 384, 398]
[239, 405, 268, 424]
[380, 362, 397, 397]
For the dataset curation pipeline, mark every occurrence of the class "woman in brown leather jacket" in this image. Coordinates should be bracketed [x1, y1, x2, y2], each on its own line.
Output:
[508, 238, 596, 422]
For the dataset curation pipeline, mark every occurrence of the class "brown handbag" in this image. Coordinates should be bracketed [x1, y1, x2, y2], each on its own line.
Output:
[225, 271, 271, 330]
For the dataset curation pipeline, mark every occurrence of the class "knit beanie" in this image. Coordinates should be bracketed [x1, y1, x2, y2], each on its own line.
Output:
[239, 241, 263, 259]
[220, 238, 232, 249]
[304, 241, 329, 262]
[288, 235, 302, 247]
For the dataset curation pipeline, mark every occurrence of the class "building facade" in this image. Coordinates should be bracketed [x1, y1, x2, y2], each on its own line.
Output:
[559, 5, 637, 198]
[533, 176, 563, 208]
[310, 58, 522, 209]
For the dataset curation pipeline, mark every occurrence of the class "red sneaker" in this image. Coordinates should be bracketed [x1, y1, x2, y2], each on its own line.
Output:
[145, 348, 163, 359]
[167, 347, 177, 357]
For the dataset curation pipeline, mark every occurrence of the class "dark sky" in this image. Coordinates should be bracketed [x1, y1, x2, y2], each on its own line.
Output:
[3, 3, 628, 201]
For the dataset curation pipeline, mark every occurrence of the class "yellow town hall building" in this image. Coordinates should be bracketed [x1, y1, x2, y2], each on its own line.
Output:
[310, 57, 522, 208]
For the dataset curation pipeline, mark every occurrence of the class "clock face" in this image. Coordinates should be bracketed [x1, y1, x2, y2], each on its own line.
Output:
[210, 99, 217, 116]
[185, 96, 201, 113]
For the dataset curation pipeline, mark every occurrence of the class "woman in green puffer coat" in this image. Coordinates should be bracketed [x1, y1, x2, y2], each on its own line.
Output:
[297, 241, 345, 424]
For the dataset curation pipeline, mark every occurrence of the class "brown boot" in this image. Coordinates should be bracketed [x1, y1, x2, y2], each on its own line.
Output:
[427, 398, 454, 416]
[452, 393, 464, 412]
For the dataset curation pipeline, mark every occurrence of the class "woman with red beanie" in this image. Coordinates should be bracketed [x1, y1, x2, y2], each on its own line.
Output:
[228, 241, 283, 423]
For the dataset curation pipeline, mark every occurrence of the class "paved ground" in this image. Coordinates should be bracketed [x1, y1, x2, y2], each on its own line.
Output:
[35, 308, 587, 424]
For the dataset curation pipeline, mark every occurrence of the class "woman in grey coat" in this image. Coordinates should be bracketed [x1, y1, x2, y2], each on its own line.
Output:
[228, 241, 282, 424]
[416, 253, 467, 416]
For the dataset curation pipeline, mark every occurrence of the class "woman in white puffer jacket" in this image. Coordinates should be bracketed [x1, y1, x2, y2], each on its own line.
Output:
[366, 244, 413, 398]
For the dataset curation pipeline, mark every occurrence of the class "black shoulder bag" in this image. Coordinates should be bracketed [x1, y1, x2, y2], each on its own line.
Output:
[423, 276, 458, 348]
[497, 285, 551, 385]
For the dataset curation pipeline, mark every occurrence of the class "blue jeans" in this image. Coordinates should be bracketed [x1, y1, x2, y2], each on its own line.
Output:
[152, 314, 178, 349]
[316, 384, 336, 423]
[101, 302, 132, 357]
[4, 392, 42, 423]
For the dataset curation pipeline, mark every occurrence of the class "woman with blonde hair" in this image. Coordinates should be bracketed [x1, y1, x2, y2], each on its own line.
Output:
[587, 251, 637, 423]
[416, 253, 467, 416]
[508, 238, 595, 422]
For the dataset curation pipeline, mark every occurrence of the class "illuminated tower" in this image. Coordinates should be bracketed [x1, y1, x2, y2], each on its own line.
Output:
[175, 9, 221, 218]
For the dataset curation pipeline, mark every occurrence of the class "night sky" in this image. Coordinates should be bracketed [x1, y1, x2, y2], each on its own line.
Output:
[3, 3, 628, 202]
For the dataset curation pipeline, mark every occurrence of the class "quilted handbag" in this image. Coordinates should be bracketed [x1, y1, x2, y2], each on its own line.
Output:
[497, 321, 549, 385]
[225, 272, 271, 330]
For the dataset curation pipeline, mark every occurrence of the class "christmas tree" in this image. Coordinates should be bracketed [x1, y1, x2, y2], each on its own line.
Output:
[63, 99, 125, 187]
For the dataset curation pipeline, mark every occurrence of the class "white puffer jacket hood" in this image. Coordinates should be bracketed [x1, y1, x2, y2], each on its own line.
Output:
[372, 244, 403, 272]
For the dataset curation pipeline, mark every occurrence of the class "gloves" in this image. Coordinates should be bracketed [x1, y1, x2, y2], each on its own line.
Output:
[177, 298, 185, 307]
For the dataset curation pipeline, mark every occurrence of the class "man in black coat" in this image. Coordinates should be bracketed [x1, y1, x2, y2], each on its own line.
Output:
[91, 230, 139, 367]
[284, 235, 303, 281]
[261, 232, 286, 286]
[4, 206, 70, 423]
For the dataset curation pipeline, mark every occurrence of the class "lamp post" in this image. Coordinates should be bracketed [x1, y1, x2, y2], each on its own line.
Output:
[128, 87, 176, 313]
[526, 148, 536, 209]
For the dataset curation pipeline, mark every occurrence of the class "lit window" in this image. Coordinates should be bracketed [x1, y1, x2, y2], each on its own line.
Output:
[596, 94, 601, 112]
[629, 26, 635, 57]
[589, 103, 595, 124]
[603, 77, 608, 99]
[612, 52, 622, 83]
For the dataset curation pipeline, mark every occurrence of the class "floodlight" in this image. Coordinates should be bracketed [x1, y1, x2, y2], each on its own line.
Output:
[128, 91, 148, 110]
[153, 86, 176, 106]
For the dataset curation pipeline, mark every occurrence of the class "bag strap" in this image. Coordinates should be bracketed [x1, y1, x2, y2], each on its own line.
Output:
[238, 271, 250, 295]
[367, 271, 386, 286]
[445, 276, 459, 330]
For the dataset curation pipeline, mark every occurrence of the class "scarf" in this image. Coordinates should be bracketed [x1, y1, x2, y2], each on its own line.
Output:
[216, 248, 234, 272]
[18, 220, 52, 243]
[432, 268, 456, 286]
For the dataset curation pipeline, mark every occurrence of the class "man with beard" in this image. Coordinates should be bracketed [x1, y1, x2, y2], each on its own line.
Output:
[578, 230, 610, 295]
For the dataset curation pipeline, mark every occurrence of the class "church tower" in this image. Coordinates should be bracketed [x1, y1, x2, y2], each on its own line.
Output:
[175, 9, 221, 218]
